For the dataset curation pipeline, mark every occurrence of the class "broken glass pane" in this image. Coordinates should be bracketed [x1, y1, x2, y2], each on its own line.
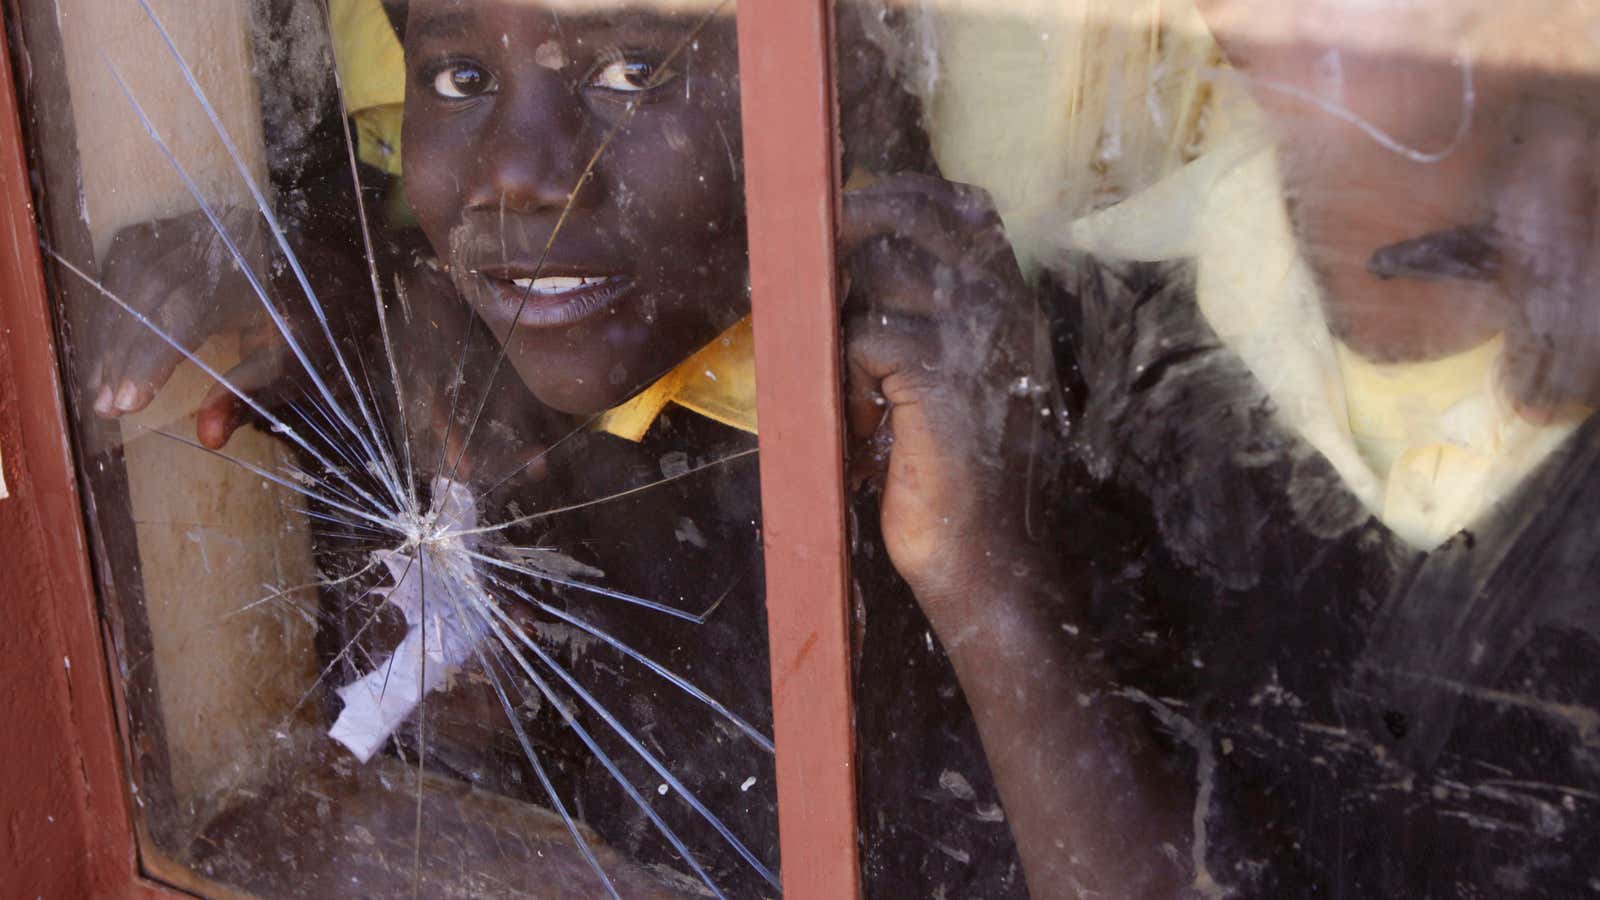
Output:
[20, 0, 775, 895]
[839, 1, 1600, 896]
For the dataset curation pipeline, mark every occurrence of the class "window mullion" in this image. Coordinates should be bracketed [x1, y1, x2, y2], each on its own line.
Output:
[736, 1, 860, 896]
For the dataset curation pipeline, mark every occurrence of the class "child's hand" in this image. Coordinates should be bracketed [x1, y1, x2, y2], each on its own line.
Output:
[90, 206, 274, 442]
[841, 177, 1195, 899]
[840, 174, 1055, 626]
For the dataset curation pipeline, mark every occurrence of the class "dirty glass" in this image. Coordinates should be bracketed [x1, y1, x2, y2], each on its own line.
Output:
[838, 1, 1600, 896]
[19, 0, 777, 896]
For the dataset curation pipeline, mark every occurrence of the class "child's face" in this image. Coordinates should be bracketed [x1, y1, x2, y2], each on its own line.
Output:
[1193, 0, 1534, 363]
[1191, 0, 1503, 362]
[403, 1, 747, 415]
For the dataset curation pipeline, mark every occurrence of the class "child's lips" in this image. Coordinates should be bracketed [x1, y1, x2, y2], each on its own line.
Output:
[473, 271, 635, 330]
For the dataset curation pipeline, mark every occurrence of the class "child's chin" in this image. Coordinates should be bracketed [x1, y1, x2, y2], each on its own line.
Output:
[530, 377, 631, 419]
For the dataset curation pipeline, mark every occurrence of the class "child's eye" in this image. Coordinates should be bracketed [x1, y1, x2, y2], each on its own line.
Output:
[429, 63, 497, 100]
[588, 58, 672, 93]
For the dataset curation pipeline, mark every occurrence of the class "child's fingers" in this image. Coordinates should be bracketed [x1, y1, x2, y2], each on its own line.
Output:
[843, 309, 929, 491]
[195, 339, 290, 450]
[89, 233, 164, 413]
[90, 208, 266, 417]
[195, 389, 245, 452]
[840, 190, 963, 261]
[840, 181, 1012, 274]
[843, 308, 951, 451]
[102, 264, 269, 418]
[844, 235, 1019, 356]
[840, 180, 1026, 350]
[95, 238, 202, 414]
[843, 236, 943, 316]
[841, 220, 1034, 442]
[847, 172, 1001, 229]
[104, 282, 221, 416]
[843, 259, 1021, 470]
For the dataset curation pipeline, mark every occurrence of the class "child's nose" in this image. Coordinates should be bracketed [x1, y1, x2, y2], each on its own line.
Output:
[468, 73, 600, 214]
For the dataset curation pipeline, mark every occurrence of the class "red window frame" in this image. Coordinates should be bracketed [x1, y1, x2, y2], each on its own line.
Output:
[738, 2, 861, 896]
[0, 1, 861, 897]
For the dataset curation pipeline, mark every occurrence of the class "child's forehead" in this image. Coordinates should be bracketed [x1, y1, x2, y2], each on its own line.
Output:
[406, 0, 737, 54]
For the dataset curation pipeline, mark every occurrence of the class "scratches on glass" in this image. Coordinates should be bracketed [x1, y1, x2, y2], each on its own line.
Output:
[41, 1, 770, 895]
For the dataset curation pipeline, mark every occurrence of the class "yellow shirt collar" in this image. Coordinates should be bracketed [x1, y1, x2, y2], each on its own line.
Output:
[328, 0, 406, 175]
[594, 316, 758, 442]
[1333, 335, 1584, 547]
[1067, 126, 1586, 550]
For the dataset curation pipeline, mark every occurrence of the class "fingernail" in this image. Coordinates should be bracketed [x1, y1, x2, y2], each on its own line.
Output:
[197, 417, 224, 450]
[94, 384, 115, 416]
[114, 379, 142, 412]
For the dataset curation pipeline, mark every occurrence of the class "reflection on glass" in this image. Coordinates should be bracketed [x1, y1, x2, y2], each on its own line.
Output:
[24, 0, 776, 895]
[841, 1, 1600, 897]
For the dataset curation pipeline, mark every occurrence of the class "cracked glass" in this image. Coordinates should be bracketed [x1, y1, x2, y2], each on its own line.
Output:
[21, 0, 778, 896]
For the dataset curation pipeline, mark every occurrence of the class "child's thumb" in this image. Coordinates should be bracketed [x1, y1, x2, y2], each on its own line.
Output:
[196, 342, 290, 450]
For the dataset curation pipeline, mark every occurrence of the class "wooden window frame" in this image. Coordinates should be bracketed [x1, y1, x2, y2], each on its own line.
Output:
[0, 1, 860, 897]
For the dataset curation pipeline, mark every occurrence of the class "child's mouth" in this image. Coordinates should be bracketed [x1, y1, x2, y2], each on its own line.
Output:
[474, 271, 634, 329]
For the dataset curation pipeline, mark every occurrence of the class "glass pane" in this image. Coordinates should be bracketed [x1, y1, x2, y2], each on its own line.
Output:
[838, 1, 1600, 896]
[21, 0, 777, 895]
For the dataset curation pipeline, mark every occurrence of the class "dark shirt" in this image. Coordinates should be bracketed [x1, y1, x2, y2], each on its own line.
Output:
[1054, 254, 1600, 898]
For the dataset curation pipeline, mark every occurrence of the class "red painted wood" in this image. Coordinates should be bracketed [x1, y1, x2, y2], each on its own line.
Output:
[737, 2, 861, 897]
[0, 18, 182, 900]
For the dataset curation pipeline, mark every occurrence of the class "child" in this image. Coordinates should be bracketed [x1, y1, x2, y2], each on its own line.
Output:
[1028, 1, 1600, 894]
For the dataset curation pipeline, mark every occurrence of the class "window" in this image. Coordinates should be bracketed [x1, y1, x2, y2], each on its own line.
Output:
[18, 1, 778, 896]
[5, 1, 1600, 898]
[841, 2, 1600, 896]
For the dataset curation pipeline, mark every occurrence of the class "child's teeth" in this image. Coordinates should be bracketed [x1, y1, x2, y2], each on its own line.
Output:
[510, 276, 600, 294]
